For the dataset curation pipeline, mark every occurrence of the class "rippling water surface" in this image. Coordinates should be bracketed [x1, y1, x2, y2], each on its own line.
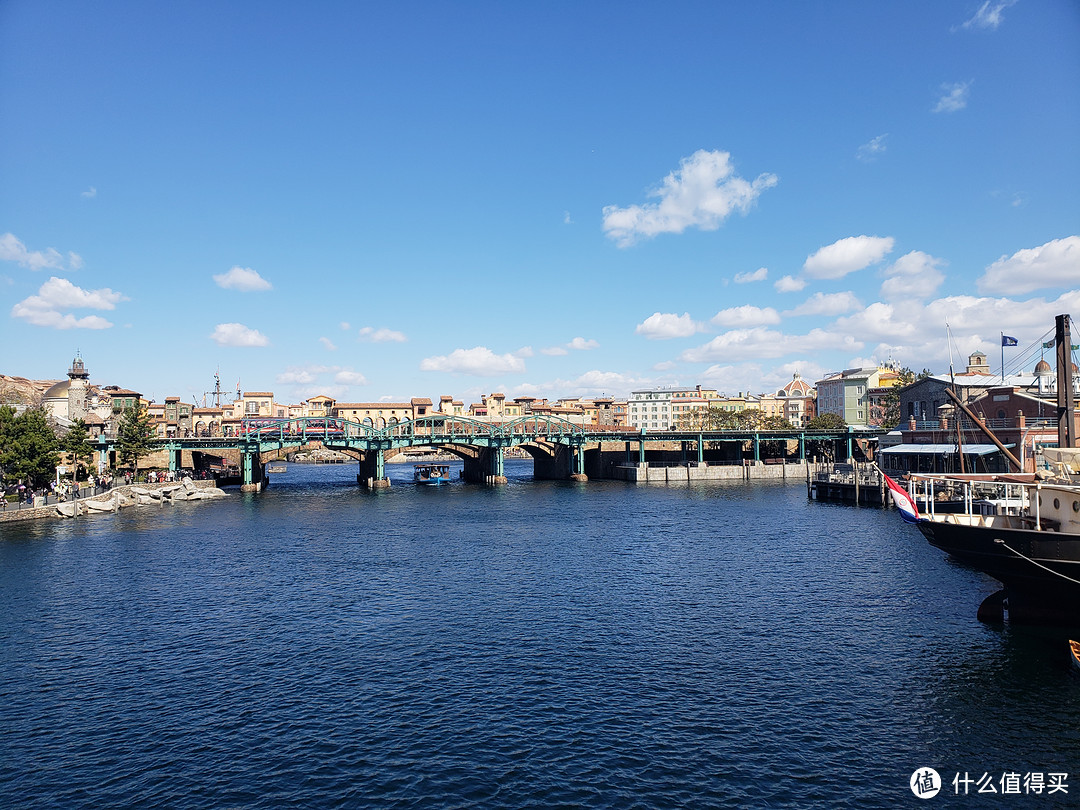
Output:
[2, 460, 1079, 808]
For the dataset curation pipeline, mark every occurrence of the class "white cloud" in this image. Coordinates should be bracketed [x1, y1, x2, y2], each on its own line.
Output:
[340, 321, 351, 331]
[514, 346, 534, 358]
[635, 312, 704, 339]
[734, 267, 768, 284]
[774, 275, 807, 293]
[334, 370, 368, 385]
[319, 337, 337, 351]
[81, 187, 97, 199]
[542, 337, 599, 355]
[976, 236, 1080, 295]
[933, 81, 972, 113]
[958, 0, 1016, 30]
[420, 346, 526, 376]
[210, 322, 269, 347]
[601, 149, 778, 247]
[880, 251, 947, 300]
[358, 326, 407, 343]
[0, 233, 83, 272]
[568, 337, 598, 351]
[11, 276, 126, 329]
[784, 291, 863, 317]
[277, 368, 318, 385]
[856, 134, 888, 162]
[680, 327, 863, 363]
[804, 235, 895, 279]
[711, 304, 781, 328]
[213, 266, 272, 291]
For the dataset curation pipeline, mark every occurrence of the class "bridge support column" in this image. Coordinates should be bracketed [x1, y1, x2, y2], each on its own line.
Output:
[486, 447, 507, 486]
[846, 428, 854, 463]
[753, 433, 760, 462]
[569, 444, 587, 482]
[240, 451, 265, 492]
[799, 434, 806, 461]
[168, 448, 182, 473]
[697, 434, 704, 464]
[357, 449, 391, 489]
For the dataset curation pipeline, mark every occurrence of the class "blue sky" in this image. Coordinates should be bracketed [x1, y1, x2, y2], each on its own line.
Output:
[3, 1, 1079, 407]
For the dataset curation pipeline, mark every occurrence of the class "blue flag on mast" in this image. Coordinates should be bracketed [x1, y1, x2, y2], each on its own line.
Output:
[1001, 335, 1018, 347]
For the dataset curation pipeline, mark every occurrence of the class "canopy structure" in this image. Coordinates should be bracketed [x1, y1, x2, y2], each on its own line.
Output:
[879, 443, 1014, 456]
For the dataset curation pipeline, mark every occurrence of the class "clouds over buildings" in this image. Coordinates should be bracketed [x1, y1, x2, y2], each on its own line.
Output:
[213, 266, 272, 291]
[1, 232, 83, 272]
[11, 276, 126, 329]
[602, 149, 777, 247]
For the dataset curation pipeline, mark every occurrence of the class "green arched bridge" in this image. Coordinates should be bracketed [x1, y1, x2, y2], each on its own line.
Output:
[95, 414, 880, 489]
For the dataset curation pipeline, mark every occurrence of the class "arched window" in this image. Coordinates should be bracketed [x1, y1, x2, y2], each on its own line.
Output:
[376, 418, 386, 429]
[389, 417, 399, 427]
[363, 417, 373, 428]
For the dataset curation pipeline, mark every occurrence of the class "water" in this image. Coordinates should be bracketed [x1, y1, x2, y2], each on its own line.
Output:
[2, 460, 1078, 808]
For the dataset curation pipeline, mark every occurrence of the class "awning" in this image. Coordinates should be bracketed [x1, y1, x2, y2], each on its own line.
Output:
[879, 443, 1014, 456]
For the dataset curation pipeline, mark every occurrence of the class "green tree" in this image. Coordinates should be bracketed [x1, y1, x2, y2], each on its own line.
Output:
[880, 367, 933, 430]
[0, 407, 60, 489]
[62, 418, 95, 480]
[116, 405, 155, 477]
[807, 412, 847, 431]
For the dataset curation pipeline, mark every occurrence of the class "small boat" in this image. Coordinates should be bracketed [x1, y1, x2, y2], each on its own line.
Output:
[267, 464, 287, 473]
[414, 463, 451, 486]
[1070, 640, 1080, 671]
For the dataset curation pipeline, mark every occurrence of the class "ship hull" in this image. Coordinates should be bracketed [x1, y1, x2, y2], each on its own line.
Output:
[917, 519, 1080, 624]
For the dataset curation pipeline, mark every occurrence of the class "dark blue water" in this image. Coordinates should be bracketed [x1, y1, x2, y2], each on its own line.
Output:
[2, 460, 1078, 808]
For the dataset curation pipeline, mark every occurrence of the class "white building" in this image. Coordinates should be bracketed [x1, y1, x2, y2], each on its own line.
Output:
[628, 388, 674, 430]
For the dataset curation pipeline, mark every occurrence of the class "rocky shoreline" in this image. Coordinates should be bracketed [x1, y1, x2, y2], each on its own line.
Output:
[0, 478, 228, 524]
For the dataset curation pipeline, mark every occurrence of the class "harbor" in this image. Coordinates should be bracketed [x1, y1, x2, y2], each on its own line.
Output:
[2, 460, 1077, 808]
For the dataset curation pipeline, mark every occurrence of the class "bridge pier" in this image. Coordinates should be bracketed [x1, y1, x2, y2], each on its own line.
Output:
[240, 450, 266, 492]
[461, 447, 506, 485]
[357, 448, 391, 489]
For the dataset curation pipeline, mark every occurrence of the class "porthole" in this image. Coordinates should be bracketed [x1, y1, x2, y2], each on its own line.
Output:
[1053, 498, 1061, 509]
[1073, 500, 1080, 513]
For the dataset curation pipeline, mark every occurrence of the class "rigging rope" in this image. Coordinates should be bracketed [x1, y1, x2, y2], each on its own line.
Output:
[994, 538, 1080, 586]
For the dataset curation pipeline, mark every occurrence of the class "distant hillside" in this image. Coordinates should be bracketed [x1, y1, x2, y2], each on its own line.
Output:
[0, 375, 59, 407]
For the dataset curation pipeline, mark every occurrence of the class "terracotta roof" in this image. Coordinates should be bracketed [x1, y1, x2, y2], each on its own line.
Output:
[243, 391, 274, 398]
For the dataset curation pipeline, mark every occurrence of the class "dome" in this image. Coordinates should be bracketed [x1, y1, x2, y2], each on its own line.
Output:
[42, 379, 71, 400]
[1034, 359, 1052, 375]
[781, 372, 813, 397]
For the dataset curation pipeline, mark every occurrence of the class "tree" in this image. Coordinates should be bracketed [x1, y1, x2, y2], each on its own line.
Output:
[807, 412, 847, 431]
[0, 407, 60, 489]
[116, 405, 155, 477]
[880, 367, 933, 430]
[62, 418, 95, 480]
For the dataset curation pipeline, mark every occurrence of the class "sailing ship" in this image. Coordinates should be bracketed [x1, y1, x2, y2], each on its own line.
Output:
[893, 315, 1080, 625]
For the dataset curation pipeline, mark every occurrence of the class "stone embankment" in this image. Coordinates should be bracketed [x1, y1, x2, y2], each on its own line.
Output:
[0, 478, 227, 524]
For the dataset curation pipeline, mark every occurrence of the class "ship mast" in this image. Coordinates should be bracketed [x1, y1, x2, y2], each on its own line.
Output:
[1055, 314, 1076, 448]
[205, 370, 225, 409]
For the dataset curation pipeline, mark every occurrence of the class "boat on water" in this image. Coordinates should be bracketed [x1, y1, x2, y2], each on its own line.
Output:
[267, 463, 287, 473]
[908, 468, 1080, 624]
[1070, 640, 1080, 671]
[414, 464, 451, 486]
[891, 313, 1080, 625]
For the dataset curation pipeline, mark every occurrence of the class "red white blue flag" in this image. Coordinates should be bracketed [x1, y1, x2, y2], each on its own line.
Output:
[883, 472, 922, 523]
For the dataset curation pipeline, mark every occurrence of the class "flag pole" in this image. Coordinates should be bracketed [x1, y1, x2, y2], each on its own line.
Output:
[1000, 332, 1004, 383]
